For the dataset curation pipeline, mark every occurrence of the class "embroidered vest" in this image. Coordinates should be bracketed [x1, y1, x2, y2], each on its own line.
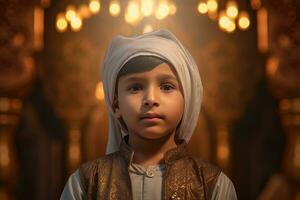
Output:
[79, 140, 220, 200]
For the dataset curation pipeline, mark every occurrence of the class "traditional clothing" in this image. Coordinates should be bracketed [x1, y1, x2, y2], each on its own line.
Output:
[61, 29, 237, 199]
[61, 139, 237, 200]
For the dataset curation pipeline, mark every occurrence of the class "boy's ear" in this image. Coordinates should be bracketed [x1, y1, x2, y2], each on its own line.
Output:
[112, 98, 121, 118]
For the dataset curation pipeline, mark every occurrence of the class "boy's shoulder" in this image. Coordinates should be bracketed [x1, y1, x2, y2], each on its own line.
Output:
[186, 156, 221, 182]
[79, 152, 121, 180]
[77, 152, 123, 193]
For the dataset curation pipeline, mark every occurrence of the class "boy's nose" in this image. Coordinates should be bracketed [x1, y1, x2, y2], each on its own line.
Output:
[143, 98, 159, 107]
[143, 87, 159, 107]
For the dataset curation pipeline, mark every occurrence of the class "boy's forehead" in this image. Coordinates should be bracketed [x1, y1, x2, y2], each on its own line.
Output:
[117, 55, 175, 78]
[119, 63, 179, 82]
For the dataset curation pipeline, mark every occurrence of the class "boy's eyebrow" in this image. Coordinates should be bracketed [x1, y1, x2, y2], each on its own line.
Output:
[121, 74, 178, 83]
[121, 76, 144, 82]
[157, 74, 178, 81]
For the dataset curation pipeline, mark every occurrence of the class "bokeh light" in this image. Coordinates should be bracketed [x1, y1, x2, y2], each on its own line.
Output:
[125, 1, 141, 25]
[109, 1, 121, 17]
[198, 2, 208, 14]
[207, 0, 218, 12]
[143, 24, 153, 33]
[226, 20, 236, 32]
[218, 11, 230, 30]
[169, 2, 177, 15]
[226, 1, 238, 19]
[238, 11, 250, 30]
[141, 0, 154, 17]
[155, 2, 169, 20]
[78, 4, 91, 19]
[65, 5, 77, 21]
[89, 0, 101, 14]
[56, 13, 68, 32]
[70, 15, 82, 31]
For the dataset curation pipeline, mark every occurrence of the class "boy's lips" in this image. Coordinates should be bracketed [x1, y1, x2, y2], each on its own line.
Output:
[139, 112, 164, 120]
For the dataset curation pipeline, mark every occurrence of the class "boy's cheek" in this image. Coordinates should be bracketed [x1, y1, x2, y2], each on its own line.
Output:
[122, 96, 142, 106]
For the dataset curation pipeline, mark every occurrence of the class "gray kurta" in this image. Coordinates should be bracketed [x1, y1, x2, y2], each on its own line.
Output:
[60, 163, 237, 200]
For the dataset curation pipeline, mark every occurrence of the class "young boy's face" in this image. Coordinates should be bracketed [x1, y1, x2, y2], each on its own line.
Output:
[114, 62, 184, 140]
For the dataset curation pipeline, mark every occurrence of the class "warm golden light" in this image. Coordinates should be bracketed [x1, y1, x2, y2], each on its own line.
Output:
[238, 11, 250, 30]
[78, 4, 91, 19]
[56, 13, 68, 32]
[219, 11, 236, 33]
[34, 7, 44, 50]
[95, 82, 104, 101]
[109, 1, 121, 17]
[216, 127, 230, 171]
[257, 8, 268, 52]
[68, 129, 81, 171]
[217, 144, 229, 160]
[266, 56, 279, 77]
[207, 0, 218, 12]
[65, 5, 77, 21]
[143, 24, 153, 33]
[89, 0, 101, 14]
[125, 1, 141, 25]
[169, 2, 177, 15]
[226, 20, 236, 32]
[198, 2, 208, 14]
[70, 16, 82, 31]
[69, 146, 80, 161]
[124, 13, 137, 25]
[155, 2, 169, 20]
[226, 1, 238, 19]
[128, 1, 140, 18]
[218, 11, 230, 30]
[141, 0, 154, 17]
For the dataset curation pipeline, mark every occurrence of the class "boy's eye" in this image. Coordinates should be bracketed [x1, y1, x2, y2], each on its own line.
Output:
[161, 83, 175, 91]
[127, 84, 143, 92]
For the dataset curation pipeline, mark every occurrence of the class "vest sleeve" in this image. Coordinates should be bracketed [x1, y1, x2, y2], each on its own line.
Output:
[60, 169, 85, 200]
[211, 172, 238, 200]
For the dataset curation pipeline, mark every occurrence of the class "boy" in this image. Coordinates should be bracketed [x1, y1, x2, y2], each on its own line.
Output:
[61, 29, 237, 199]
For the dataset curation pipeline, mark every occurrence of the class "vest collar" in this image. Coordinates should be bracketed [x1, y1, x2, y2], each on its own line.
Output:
[119, 137, 188, 166]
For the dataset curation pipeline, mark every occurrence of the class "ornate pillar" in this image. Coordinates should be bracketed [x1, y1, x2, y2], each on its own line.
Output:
[0, 0, 36, 199]
[42, 33, 100, 174]
[202, 37, 261, 174]
[264, 0, 300, 199]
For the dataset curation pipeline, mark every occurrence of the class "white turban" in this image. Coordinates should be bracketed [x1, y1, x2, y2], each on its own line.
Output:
[101, 29, 203, 154]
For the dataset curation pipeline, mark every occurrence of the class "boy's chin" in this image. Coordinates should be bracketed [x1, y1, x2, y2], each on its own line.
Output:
[136, 130, 175, 141]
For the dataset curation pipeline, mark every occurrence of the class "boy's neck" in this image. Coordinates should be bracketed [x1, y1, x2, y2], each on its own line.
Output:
[128, 131, 177, 169]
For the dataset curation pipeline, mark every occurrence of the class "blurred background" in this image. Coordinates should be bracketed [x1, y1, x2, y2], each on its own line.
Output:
[0, 0, 299, 199]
